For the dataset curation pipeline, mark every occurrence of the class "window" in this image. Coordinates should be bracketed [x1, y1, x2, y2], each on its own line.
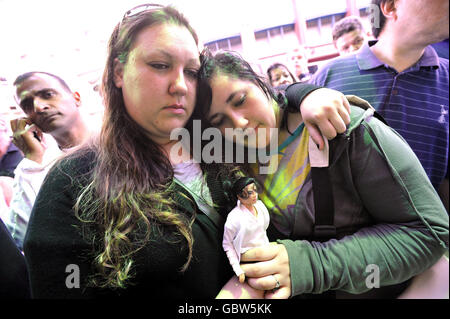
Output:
[307, 19, 318, 28]
[282, 24, 295, 33]
[255, 30, 268, 40]
[269, 27, 281, 37]
[217, 39, 230, 50]
[229, 36, 242, 46]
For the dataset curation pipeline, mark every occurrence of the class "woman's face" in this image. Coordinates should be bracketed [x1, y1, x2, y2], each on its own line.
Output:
[207, 73, 278, 148]
[114, 23, 200, 145]
[269, 67, 294, 87]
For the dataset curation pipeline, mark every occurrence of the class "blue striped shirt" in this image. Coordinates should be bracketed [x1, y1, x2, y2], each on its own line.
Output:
[311, 41, 449, 189]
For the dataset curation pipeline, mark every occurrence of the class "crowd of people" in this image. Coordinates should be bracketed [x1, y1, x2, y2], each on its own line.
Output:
[0, 0, 448, 301]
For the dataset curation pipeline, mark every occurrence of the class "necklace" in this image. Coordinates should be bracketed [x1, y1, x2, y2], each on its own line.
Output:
[277, 122, 305, 155]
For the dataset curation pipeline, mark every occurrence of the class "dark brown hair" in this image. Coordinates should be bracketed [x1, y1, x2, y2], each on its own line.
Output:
[332, 16, 365, 42]
[74, 5, 199, 289]
[266, 63, 297, 87]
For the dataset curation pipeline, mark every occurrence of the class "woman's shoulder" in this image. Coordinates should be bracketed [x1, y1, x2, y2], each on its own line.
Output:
[46, 147, 97, 186]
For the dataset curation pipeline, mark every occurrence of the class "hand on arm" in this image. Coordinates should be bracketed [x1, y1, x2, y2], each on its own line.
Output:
[300, 88, 351, 150]
[10, 118, 45, 164]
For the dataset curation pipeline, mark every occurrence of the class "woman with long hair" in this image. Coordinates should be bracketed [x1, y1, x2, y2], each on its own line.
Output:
[22, 4, 358, 299]
[23, 4, 239, 298]
[193, 50, 449, 299]
[267, 63, 298, 88]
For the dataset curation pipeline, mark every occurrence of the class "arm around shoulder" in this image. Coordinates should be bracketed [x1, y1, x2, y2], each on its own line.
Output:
[280, 112, 448, 297]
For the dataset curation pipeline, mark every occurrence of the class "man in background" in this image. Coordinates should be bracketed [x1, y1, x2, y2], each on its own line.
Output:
[332, 16, 368, 56]
[290, 46, 314, 82]
[5, 71, 90, 249]
[310, 0, 449, 212]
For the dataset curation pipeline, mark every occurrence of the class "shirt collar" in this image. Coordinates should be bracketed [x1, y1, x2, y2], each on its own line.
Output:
[357, 40, 440, 71]
[237, 199, 256, 215]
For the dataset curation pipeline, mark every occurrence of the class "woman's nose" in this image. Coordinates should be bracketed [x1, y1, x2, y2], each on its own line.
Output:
[169, 70, 188, 96]
[230, 112, 249, 129]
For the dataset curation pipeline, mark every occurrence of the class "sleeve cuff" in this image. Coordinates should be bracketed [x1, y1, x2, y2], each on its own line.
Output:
[285, 83, 322, 113]
[277, 238, 316, 297]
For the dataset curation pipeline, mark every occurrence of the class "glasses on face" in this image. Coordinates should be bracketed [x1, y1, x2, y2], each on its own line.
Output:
[121, 3, 164, 22]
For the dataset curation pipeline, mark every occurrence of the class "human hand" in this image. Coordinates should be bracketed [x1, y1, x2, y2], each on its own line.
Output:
[10, 118, 46, 164]
[240, 243, 291, 299]
[239, 273, 246, 283]
[216, 275, 265, 299]
[300, 88, 351, 150]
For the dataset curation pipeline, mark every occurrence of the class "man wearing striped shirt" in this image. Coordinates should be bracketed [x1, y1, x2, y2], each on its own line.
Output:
[310, 0, 449, 212]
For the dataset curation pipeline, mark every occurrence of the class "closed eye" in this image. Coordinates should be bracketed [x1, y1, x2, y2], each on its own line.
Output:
[148, 63, 169, 70]
[233, 93, 246, 107]
[209, 114, 225, 127]
[184, 68, 199, 79]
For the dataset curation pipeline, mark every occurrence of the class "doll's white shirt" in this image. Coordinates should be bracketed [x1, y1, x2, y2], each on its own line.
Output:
[222, 199, 270, 277]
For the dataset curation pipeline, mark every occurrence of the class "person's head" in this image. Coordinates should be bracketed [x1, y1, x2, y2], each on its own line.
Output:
[371, 0, 449, 44]
[332, 16, 366, 55]
[267, 63, 297, 88]
[75, 4, 201, 290]
[194, 50, 284, 150]
[13, 72, 82, 134]
[290, 47, 310, 79]
[233, 177, 258, 206]
[103, 3, 200, 146]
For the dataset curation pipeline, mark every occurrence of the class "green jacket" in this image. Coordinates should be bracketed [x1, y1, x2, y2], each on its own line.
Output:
[277, 95, 448, 297]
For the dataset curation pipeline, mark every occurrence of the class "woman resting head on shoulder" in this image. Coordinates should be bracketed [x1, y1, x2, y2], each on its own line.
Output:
[21, 5, 382, 299]
[192, 50, 449, 299]
[23, 4, 237, 299]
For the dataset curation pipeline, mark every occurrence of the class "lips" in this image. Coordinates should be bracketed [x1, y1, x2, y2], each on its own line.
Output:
[163, 104, 186, 114]
[244, 125, 260, 134]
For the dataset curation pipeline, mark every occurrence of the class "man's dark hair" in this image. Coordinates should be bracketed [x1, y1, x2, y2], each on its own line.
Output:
[371, 0, 392, 39]
[332, 16, 365, 42]
[13, 71, 72, 92]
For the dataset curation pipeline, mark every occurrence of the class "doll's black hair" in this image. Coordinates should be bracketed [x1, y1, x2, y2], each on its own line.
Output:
[232, 177, 257, 200]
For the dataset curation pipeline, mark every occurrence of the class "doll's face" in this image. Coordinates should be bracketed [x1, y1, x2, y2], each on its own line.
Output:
[237, 183, 258, 206]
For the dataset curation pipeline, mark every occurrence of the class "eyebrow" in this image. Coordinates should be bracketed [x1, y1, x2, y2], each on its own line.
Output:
[153, 49, 200, 67]
[17, 88, 58, 108]
[225, 89, 246, 104]
[18, 88, 56, 101]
